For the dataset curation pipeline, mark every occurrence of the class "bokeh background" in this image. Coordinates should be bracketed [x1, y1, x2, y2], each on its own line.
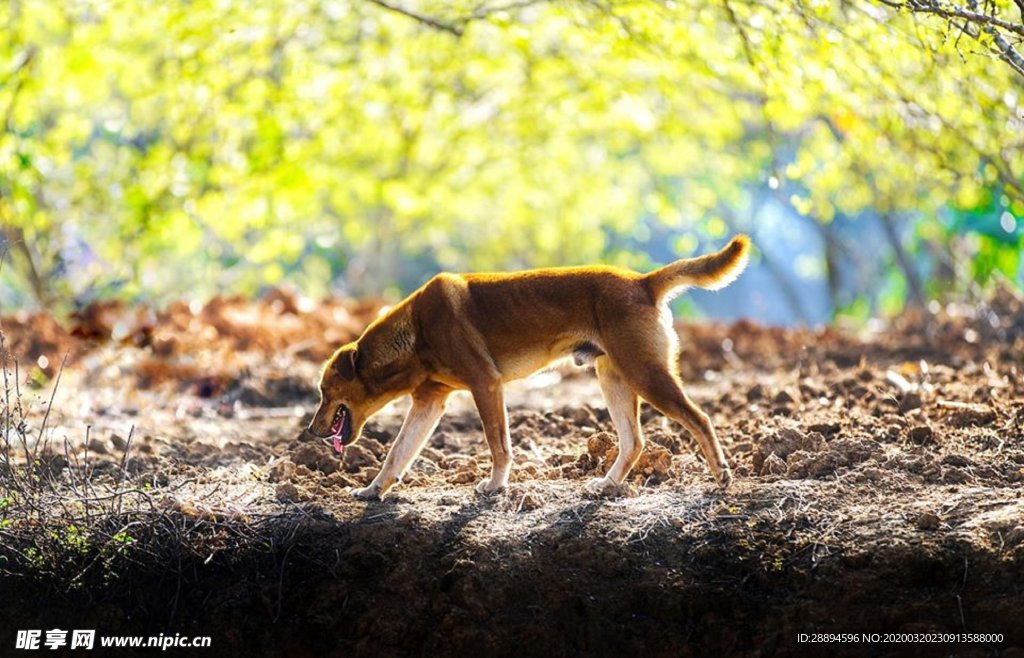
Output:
[1, 0, 1022, 326]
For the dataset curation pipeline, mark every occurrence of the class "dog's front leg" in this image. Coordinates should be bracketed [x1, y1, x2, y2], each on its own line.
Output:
[351, 385, 449, 500]
[469, 381, 512, 495]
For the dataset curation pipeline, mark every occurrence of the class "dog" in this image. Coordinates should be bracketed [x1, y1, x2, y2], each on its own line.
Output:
[307, 235, 751, 500]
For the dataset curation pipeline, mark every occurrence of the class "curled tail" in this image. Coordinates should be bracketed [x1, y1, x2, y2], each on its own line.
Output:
[645, 235, 751, 302]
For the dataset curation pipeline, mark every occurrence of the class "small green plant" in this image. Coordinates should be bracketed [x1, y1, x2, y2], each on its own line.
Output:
[0, 497, 12, 529]
[50, 525, 89, 554]
[23, 547, 43, 570]
[111, 531, 136, 556]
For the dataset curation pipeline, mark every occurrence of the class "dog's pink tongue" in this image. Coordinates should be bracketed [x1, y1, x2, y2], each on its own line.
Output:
[332, 435, 344, 455]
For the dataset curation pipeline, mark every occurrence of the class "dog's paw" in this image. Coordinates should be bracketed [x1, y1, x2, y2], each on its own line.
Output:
[475, 479, 507, 496]
[350, 485, 382, 501]
[715, 467, 734, 491]
[584, 476, 624, 497]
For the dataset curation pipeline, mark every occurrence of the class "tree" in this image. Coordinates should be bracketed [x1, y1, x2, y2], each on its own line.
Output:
[0, 0, 1020, 312]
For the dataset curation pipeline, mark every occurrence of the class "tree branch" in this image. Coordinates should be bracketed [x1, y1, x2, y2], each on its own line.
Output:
[364, 0, 464, 36]
[0, 226, 50, 307]
[901, 0, 1024, 37]
[364, 0, 554, 37]
[879, 211, 926, 308]
[883, 0, 1024, 77]
[469, 0, 548, 20]
[2, 46, 36, 134]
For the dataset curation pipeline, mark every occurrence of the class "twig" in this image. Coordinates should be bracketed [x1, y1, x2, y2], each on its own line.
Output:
[115, 426, 136, 517]
[33, 352, 69, 464]
[364, 0, 465, 36]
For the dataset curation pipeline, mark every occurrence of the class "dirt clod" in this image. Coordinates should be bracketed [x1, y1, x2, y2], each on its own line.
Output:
[341, 445, 378, 472]
[774, 387, 800, 405]
[86, 438, 109, 454]
[942, 402, 996, 428]
[451, 470, 477, 485]
[907, 425, 935, 445]
[916, 511, 941, 530]
[586, 431, 616, 464]
[942, 453, 974, 468]
[759, 452, 788, 476]
[513, 491, 543, 512]
[292, 444, 340, 475]
[752, 428, 825, 472]
[899, 391, 924, 413]
[634, 444, 672, 482]
[807, 422, 841, 436]
[110, 433, 128, 451]
[275, 482, 306, 502]
[268, 459, 297, 482]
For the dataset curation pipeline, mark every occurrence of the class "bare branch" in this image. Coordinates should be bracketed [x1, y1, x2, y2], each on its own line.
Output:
[2, 46, 36, 134]
[364, 0, 553, 37]
[364, 0, 465, 36]
[470, 0, 548, 20]
[722, 0, 760, 69]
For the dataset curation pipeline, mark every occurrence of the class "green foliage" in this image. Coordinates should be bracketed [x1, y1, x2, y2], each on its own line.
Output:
[0, 495, 10, 529]
[110, 531, 136, 557]
[948, 193, 1023, 286]
[0, 0, 1020, 311]
[50, 524, 89, 554]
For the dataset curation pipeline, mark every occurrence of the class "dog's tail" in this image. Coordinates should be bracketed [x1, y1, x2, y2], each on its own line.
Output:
[645, 234, 751, 302]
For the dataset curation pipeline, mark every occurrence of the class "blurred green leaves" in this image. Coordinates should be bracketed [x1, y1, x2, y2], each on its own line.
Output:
[0, 0, 1020, 312]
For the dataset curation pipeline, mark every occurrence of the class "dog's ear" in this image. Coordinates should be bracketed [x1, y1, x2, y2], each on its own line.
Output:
[333, 347, 358, 381]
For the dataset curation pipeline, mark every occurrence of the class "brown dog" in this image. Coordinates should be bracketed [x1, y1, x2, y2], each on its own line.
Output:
[308, 235, 751, 499]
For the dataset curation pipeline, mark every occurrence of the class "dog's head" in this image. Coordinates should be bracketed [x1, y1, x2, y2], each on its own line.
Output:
[307, 343, 382, 448]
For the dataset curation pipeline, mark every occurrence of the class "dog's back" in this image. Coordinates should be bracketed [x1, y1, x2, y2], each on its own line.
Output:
[460, 233, 750, 323]
[413, 235, 751, 382]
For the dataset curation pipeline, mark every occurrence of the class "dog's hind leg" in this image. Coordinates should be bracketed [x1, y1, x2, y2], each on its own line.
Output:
[586, 357, 643, 496]
[603, 310, 732, 488]
[351, 382, 450, 500]
[469, 381, 513, 495]
[639, 372, 732, 488]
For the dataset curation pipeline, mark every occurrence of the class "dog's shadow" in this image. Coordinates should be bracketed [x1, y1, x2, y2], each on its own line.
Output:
[352, 493, 502, 553]
[351, 491, 607, 553]
[539, 498, 606, 540]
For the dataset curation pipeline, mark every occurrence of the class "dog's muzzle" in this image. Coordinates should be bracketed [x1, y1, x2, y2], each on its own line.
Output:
[308, 404, 353, 454]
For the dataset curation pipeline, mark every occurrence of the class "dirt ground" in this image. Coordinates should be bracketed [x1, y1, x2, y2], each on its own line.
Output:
[1, 289, 1023, 657]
